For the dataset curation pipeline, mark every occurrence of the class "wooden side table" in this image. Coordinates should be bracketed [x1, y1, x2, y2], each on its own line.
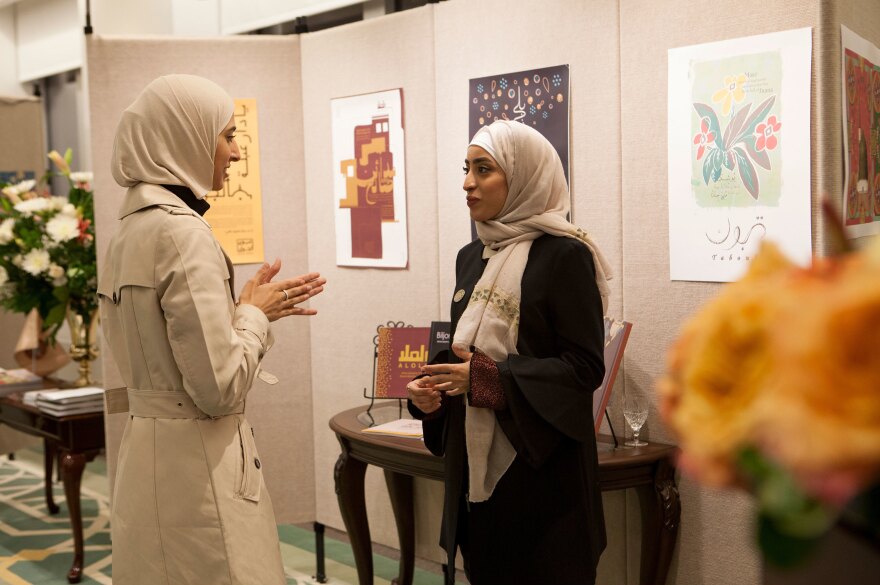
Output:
[0, 392, 105, 584]
[330, 404, 680, 585]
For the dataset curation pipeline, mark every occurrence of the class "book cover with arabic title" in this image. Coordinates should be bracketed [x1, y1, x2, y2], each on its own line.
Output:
[375, 327, 430, 399]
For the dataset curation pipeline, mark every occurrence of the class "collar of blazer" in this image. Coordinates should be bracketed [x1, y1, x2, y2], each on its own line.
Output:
[117, 182, 211, 228]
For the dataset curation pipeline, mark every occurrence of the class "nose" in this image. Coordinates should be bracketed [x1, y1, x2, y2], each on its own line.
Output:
[230, 140, 242, 162]
[463, 169, 475, 192]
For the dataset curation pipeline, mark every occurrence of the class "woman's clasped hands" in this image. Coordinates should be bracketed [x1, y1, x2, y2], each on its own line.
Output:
[407, 345, 472, 414]
[238, 258, 326, 322]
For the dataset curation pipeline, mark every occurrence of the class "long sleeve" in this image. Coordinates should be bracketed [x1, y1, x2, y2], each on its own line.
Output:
[497, 239, 606, 467]
[157, 221, 270, 416]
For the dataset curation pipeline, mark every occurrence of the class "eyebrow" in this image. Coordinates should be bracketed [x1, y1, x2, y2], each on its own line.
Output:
[464, 157, 493, 164]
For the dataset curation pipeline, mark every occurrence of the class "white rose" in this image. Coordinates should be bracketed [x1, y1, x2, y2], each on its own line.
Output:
[49, 196, 68, 211]
[21, 249, 51, 275]
[0, 265, 7, 287]
[9, 179, 36, 195]
[61, 203, 77, 216]
[70, 172, 93, 185]
[46, 214, 79, 243]
[48, 263, 67, 286]
[0, 218, 14, 244]
[13, 197, 49, 217]
[12, 254, 23, 267]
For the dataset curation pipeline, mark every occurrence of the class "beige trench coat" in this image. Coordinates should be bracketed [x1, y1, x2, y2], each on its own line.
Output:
[98, 184, 284, 585]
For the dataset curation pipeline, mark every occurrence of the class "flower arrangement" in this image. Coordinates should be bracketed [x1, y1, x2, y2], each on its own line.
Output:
[0, 149, 97, 342]
[658, 208, 880, 566]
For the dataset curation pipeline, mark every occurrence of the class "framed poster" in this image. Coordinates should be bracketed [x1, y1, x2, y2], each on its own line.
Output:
[841, 25, 880, 238]
[668, 28, 812, 282]
[331, 89, 408, 268]
[205, 98, 265, 264]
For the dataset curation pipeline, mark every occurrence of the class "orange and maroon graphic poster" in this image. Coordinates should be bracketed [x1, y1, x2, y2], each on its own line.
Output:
[331, 89, 408, 267]
[842, 26, 880, 238]
[375, 327, 431, 399]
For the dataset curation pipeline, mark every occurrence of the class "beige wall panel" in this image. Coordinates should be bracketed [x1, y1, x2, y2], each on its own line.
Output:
[300, 6, 442, 558]
[86, 35, 315, 523]
[434, 0, 623, 321]
[433, 0, 626, 577]
[0, 311, 25, 369]
[621, 2, 821, 584]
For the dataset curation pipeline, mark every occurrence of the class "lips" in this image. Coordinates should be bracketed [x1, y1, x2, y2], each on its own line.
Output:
[466, 197, 478, 208]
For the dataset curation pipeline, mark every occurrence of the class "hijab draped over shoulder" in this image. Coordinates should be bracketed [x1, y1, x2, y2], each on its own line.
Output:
[454, 119, 613, 502]
[111, 74, 234, 198]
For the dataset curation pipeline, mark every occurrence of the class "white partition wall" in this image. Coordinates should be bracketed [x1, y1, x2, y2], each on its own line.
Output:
[87, 35, 316, 523]
[300, 5, 444, 561]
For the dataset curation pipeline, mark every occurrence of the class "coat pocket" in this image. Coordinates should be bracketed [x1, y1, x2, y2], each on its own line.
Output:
[234, 418, 263, 503]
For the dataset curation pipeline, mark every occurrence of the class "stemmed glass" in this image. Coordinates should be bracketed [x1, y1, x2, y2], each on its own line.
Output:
[623, 394, 648, 447]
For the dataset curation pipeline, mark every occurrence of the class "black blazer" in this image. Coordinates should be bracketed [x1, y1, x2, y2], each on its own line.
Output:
[411, 234, 607, 585]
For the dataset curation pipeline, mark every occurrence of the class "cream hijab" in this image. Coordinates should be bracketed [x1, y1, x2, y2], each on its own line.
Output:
[111, 74, 234, 198]
[454, 120, 613, 502]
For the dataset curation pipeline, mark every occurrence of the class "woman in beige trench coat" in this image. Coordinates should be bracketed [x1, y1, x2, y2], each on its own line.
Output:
[98, 74, 325, 584]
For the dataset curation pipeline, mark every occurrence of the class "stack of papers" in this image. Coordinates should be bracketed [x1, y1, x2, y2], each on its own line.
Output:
[0, 368, 43, 394]
[361, 418, 423, 439]
[31, 387, 105, 416]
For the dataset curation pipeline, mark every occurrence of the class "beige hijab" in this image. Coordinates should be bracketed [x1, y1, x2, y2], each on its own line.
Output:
[111, 74, 234, 198]
[454, 120, 613, 502]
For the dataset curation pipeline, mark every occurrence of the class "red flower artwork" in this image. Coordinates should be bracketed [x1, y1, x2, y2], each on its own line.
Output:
[693, 117, 715, 160]
[756, 116, 782, 151]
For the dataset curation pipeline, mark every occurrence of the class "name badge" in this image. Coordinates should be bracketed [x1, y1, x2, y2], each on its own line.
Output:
[453, 289, 466, 303]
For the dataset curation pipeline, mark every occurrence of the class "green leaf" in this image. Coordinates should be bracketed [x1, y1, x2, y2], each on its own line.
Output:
[693, 103, 724, 150]
[744, 135, 771, 170]
[702, 152, 713, 185]
[44, 302, 67, 328]
[758, 513, 822, 568]
[737, 96, 776, 145]
[64, 148, 73, 166]
[733, 147, 760, 199]
[722, 103, 752, 153]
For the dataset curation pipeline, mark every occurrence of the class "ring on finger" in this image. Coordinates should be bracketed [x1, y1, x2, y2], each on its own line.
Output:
[281, 289, 289, 301]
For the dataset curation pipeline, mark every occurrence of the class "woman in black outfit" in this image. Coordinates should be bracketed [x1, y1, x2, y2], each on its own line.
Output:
[408, 120, 613, 585]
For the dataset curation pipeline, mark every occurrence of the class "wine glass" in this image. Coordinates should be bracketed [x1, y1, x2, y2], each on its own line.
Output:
[623, 394, 648, 447]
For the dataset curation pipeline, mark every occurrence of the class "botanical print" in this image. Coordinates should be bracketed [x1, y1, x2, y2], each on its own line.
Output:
[668, 28, 812, 282]
[331, 89, 408, 268]
[841, 26, 880, 238]
[690, 52, 782, 206]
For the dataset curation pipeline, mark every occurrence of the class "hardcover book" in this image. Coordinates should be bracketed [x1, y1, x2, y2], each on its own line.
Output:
[428, 321, 451, 363]
[375, 326, 431, 398]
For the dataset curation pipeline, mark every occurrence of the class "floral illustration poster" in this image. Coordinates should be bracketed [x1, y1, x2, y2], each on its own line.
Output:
[205, 98, 265, 264]
[331, 89, 407, 268]
[668, 28, 812, 282]
[841, 26, 880, 238]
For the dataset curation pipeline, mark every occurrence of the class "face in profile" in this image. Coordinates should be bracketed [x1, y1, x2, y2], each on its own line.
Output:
[213, 115, 241, 191]
[463, 145, 508, 222]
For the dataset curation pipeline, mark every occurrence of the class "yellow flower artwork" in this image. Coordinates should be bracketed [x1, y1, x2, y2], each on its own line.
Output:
[711, 73, 747, 116]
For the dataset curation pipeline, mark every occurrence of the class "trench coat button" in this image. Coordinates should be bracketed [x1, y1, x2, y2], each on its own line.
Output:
[254, 458, 261, 469]
[112, 292, 118, 304]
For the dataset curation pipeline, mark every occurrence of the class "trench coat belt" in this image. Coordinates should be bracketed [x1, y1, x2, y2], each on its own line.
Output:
[104, 387, 244, 419]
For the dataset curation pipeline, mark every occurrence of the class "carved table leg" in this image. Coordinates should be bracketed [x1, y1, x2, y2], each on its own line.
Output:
[636, 458, 681, 585]
[44, 439, 59, 515]
[334, 439, 372, 585]
[61, 451, 88, 584]
[384, 469, 414, 585]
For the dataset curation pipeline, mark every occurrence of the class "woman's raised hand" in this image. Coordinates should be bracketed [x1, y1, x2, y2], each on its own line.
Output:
[239, 260, 326, 322]
[407, 377, 442, 414]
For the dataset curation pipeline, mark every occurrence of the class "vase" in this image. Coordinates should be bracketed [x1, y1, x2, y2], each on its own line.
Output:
[65, 308, 99, 388]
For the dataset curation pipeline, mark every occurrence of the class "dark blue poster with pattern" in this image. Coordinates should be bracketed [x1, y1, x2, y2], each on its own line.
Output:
[469, 64, 570, 180]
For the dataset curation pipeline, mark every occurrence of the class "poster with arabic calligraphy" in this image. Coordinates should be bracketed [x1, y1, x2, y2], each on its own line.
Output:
[469, 65, 570, 178]
[331, 89, 408, 268]
[841, 26, 880, 238]
[205, 98, 265, 264]
[667, 28, 812, 282]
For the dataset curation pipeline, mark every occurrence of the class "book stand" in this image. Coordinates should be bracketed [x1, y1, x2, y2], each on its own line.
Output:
[362, 320, 413, 425]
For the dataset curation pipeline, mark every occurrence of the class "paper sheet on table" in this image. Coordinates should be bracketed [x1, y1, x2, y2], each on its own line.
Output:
[361, 418, 423, 439]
